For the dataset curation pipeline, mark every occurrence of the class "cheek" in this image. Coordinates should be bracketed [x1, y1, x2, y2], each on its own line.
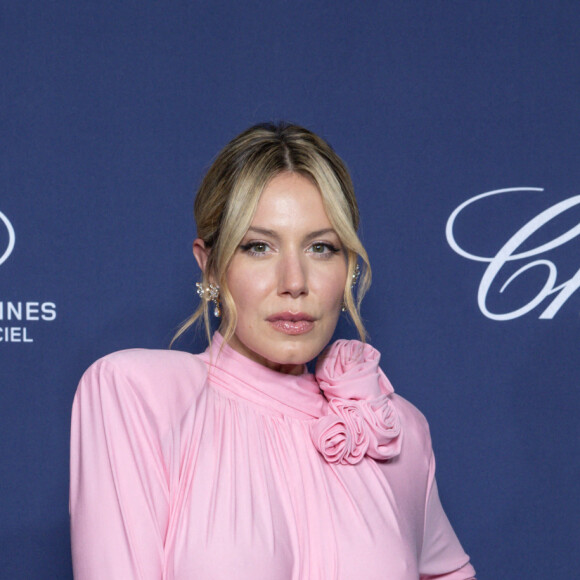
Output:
[227, 268, 269, 312]
[316, 270, 347, 306]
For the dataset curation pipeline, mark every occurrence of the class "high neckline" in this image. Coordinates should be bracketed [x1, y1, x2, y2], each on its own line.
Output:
[199, 332, 327, 420]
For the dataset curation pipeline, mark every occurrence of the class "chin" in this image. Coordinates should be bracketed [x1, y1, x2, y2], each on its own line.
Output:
[267, 336, 328, 365]
[230, 322, 336, 371]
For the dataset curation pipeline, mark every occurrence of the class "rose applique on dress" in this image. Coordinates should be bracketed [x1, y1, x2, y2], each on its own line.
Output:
[311, 340, 402, 465]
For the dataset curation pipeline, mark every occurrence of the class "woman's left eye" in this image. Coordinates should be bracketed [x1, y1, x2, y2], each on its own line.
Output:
[308, 242, 339, 255]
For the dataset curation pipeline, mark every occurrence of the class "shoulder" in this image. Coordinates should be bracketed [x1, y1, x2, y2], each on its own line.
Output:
[81, 348, 208, 386]
[390, 392, 433, 460]
[75, 349, 209, 423]
[91, 347, 207, 377]
[390, 393, 430, 436]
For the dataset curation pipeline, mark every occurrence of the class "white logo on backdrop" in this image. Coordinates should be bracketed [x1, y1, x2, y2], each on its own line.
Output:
[0, 211, 15, 266]
[446, 187, 580, 320]
[0, 210, 57, 343]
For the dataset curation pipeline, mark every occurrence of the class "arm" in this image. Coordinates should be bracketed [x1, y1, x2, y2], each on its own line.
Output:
[419, 454, 476, 580]
[70, 356, 170, 579]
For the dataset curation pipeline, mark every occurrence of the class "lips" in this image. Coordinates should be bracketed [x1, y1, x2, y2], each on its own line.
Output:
[267, 312, 315, 335]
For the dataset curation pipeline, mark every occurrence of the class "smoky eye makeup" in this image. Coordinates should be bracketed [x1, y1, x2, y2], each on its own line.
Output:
[308, 242, 342, 256]
[239, 240, 272, 256]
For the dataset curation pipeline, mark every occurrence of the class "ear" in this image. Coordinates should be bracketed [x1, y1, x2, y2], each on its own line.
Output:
[193, 238, 210, 275]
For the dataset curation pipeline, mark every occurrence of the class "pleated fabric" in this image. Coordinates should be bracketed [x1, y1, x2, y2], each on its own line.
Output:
[70, 333, 475, 579]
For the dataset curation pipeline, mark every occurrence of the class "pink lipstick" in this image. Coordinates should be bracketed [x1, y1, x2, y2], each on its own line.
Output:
[267, 312, 315, 335]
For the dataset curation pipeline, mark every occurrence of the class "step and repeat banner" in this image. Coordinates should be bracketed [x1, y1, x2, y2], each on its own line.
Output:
[1, 2, 578, 578]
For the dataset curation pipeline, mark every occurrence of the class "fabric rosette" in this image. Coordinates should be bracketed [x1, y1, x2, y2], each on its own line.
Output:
[311, 340, 402, 465]
[311, 399, 369, 465]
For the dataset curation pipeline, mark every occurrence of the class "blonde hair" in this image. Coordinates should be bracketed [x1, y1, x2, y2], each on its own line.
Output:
[173, 122, 371, 346]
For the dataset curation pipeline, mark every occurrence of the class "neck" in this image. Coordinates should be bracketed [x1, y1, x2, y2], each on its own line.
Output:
[222, 332, 307, 376]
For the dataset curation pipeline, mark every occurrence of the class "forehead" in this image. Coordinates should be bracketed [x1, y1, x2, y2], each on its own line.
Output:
[250, 172, 333, 230]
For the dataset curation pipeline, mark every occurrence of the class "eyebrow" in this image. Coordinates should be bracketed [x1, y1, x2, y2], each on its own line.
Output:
[246, 226, 279, 238]
[246, 226, 338, 240]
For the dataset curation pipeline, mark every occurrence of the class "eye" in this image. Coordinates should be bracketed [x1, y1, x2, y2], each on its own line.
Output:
[308, 242, 341, 256]
[240, 241, 272, 256]
[250, 242, 268, 253]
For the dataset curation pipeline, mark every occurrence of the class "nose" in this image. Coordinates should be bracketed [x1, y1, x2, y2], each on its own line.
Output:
[278, 250, 308, 298]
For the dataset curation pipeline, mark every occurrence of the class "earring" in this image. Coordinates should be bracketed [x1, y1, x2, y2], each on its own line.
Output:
[196, 282, 221, 318]
[342, 264, 361, 312]
[352, 263, 361, 286]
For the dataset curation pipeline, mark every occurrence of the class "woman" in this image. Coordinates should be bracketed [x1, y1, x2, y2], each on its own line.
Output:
[70, 122, 476, 579]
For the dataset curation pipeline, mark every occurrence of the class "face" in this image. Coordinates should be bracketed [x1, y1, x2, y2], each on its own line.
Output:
[222, 172, 347, 374]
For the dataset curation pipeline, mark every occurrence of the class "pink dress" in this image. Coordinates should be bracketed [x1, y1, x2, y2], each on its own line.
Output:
[70, 333, 476, 579]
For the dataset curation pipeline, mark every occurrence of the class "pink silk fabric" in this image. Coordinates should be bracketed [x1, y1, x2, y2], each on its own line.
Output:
[70, 333, 476, 579]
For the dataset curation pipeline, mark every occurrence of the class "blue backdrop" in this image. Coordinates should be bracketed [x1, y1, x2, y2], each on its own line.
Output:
[1, 2, 578, 578]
